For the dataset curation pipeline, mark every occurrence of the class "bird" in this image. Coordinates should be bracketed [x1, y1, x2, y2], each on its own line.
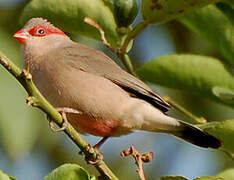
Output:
[13, 17, 221, 149]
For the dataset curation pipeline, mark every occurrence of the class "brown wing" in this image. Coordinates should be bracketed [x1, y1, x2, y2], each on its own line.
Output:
[58, 43, 170, 112]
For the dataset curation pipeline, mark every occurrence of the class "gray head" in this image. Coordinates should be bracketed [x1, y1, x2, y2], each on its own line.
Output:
[23, 18, 55, 30]
[14, 17, 71, 61]
[14, 17, 68, 44]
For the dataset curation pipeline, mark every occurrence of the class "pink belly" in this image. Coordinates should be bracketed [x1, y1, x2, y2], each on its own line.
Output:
[68, 114, 119, 137]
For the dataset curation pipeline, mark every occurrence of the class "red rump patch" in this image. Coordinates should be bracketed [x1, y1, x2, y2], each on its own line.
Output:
[28, 25, 66, 37]
[69, 114, 119, 137]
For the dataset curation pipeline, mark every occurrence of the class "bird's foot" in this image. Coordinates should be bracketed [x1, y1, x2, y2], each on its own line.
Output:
[78, 137, 108, 156]
[84, 137, 108, 165]
[48, 107, 82, 132]
[21, 69, 32, 80]
[84, 144, 104, 166]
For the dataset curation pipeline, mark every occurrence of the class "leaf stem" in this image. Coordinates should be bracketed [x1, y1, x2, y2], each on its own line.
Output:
[163, 96, 207, 124]
[0, 51, 118, 180]
[116, 21, 149, 75]
[120, 21, 149, 55]
[117, 53, 136, 75]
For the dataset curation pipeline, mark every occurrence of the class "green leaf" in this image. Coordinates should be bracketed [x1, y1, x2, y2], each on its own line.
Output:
[212, 87, 234, 104]
[216, 2, 234, 26]
[0, 27, 41, 159]
[155, 175, 225, 180]
[194, 176, 224, 180]
[155, 176, 188, 180]
[102, 0, 114, 11]
[179, 5, 234, 67]
[136, 54, 234, 107]
[89, 176, 97, 180]
[9, 176, 16, 180]
[217, 168, 234, 180]
[223, 0, 234, 8]
[0, 170, 17, 180]
[141, 0, 216, 24]
[20, 0, 119, 47]
[44, 164, 95, 180]
[199, 119, 234, 157]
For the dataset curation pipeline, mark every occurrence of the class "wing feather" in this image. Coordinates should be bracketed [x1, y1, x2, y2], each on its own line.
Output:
[55, 43, 170, 112]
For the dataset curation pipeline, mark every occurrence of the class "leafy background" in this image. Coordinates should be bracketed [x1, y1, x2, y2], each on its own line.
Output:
[0, 0, 233, 179]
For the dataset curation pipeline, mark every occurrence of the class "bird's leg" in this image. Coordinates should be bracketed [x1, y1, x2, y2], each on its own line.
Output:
[79, 137, 108, 155]
[25, 60, 30, 72]
[48, 107, 82, 132]
[93, 136, 109, 150]
[80, 137, 108, 165]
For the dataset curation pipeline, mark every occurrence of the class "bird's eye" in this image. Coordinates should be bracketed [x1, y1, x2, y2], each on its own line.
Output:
[37, 28, 45, 35]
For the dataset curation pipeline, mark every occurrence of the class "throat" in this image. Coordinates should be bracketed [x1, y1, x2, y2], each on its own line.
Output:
[21, 43, 49, 65]
[21, 35, 71, 64]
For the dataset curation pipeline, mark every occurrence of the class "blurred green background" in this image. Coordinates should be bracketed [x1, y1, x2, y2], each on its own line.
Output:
[0, 0, 233, 179]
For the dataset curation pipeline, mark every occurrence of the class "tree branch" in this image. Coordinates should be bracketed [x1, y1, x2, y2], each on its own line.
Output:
[121, 146, 154, 180]
[0, 51, 118, 180]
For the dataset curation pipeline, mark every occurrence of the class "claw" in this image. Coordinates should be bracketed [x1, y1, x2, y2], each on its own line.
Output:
[48, 107, 82, 132]
[49, 111, 68, 132]
[86, 153, 103, 165]
[85, 144, 104, 166]
[56, 107, 82, 115]
[21, 69, 32, 80]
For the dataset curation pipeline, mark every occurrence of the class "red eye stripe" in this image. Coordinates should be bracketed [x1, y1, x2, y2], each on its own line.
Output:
[28, 25, 66, 36]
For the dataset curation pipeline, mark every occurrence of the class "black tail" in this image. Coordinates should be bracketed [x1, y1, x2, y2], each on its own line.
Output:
[173, 120, 221, 149]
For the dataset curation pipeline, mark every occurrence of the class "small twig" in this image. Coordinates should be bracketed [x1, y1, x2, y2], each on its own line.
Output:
[84, 17, 116, 53]
[120, 21, 149, 55]
[84, 17, 137, 75]
[117, 54, 136, 76]
[121, 146, 154, 180]
[163, 96, 207, 124]
[117, 21, 149, 75]
[0, 51, 118, 180]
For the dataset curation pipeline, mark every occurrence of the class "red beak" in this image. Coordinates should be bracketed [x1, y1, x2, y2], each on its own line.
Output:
[13, 29, 29, 43]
